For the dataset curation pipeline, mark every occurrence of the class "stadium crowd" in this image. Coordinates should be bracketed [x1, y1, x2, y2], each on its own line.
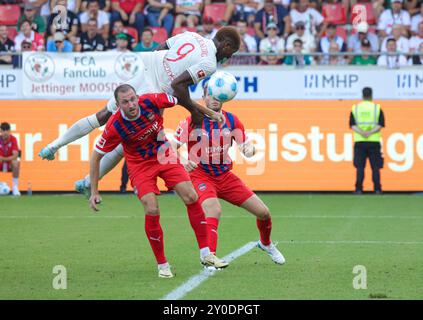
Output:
[0, 0, 422, 66]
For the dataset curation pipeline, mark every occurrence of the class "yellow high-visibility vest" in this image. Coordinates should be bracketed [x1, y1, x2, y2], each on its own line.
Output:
[352, 101, 381, 142]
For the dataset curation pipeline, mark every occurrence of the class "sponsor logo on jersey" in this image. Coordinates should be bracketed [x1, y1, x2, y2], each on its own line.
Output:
[197, 70, 206, 79]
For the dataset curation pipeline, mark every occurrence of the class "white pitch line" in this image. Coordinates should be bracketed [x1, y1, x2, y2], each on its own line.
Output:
[161, 241, 257, 301]
[277, 240, 423, 245]
[1, 215, 423, 220]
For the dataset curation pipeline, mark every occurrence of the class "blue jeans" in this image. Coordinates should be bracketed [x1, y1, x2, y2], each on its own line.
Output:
[146, 11, 174, 36]
[111, 11, 145, 35]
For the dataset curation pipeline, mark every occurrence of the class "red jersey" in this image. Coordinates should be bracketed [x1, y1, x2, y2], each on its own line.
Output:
[112, 0, 144, 14]
[174, 110, 247, 176]
[95, 93, 177, 163]
[0, 135, 19, 158]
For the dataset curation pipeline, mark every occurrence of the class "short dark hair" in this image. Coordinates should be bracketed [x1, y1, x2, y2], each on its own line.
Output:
[142, 28, 153, 36]
[114, 84, 136, 102]
[0, 122, 11, 131]
[387, 37, 396, 45]
[293, 39, 303, 46]
[362, 87, 372, 100]
[215, 26, 241, 51]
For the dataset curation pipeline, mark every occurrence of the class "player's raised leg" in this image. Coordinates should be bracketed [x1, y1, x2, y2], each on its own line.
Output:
[39, 107, 112, 160]
[75, 144, 124, 196]
[240, 195, 286, 265]
[141, 192, 173, 278]
[173, 180, 229, 269]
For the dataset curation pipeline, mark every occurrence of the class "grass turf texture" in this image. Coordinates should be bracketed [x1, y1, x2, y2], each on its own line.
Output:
[0, 194, 422, 300]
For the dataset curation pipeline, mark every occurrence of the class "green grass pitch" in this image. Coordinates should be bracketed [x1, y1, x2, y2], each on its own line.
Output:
[0, 194, 422, 300]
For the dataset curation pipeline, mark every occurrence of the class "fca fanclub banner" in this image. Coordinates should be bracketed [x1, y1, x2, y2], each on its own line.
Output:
[22, 51, 142, 98]
[20, 52, 423, 100]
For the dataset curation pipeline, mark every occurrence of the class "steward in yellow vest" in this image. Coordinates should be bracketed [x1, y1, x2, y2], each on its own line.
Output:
[349, 87, 385, 194]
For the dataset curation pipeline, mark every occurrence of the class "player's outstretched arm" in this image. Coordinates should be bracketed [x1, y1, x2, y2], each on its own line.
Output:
[171, 72, 225, 125]
[89, 151, 104, 212]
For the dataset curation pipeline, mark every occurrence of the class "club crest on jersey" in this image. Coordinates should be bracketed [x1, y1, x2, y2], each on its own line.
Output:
[197, 70, 206, 79]
[147, 112, 155, 121]
[198, 183, 207, 191]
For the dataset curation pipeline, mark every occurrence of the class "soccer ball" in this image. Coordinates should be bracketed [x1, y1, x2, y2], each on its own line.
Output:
[207, 71, 238, 102]
[0, 182, 10, 195]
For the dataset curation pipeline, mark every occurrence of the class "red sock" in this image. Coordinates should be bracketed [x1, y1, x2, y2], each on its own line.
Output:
[206, 217, 219, 254]
[145, 215, 167, 264]
[256, 218, 272, 246]
[186, 201, 209, 250]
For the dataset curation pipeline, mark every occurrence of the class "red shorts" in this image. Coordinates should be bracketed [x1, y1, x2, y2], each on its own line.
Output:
[128, 157, 191, 199]
[1, 161, 12, 172]
[190, 169, 254, 206]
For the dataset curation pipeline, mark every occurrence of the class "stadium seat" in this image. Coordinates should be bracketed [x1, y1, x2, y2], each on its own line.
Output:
[150, 27, 168, 44]
[6, 26, 17, 41]
[350, 3, 376, 25]
[123, 26, 138, 43]
[172, 26, 196, 36]
[203, 4, 226, 22]
[322, 3, 347, 25]
[0, 5, 21, 25]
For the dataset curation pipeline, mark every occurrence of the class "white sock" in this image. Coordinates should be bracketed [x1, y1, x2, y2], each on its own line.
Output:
[200, 247, 211, 259]
[158, 262, 169, 270]
[12, 178, 18, 188]
[84, 144, 124, 187]
[50, 114, 100, 149]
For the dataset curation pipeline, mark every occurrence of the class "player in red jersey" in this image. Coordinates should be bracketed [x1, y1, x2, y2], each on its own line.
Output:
[173, 84, 286, 265]
[0, 122, 20, 196]
[89, 84, 229, 278]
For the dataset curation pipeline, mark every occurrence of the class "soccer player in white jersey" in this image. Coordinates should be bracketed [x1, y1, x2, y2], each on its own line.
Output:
[38, 27, 241, 192]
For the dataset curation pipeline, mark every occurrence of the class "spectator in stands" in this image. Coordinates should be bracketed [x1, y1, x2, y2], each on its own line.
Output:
[409, 21, 423, 52]
[108, 20, 136, 49]
[284, 38, 313, 66]
[47, 0, 80, 47]
[76, 17, 106, 51]
[0, 122, 21, 196]
[405, 0, 423, 17]
[51, 0, 82, 14]
[320, 41, 346, 65]
[46, 31, 74, 51]
[318, 23, 346, 54]
[259, 47, 283, 64]
[228, 37, 257, 65]
[111, 0, 145, 34]
[109, 32, 131, 51]
[351, 38, 377, 65]
[347, 21, 379, 54]
[17, 3, 46, 36]
[286, 21, 316, 53]
[0, 25, 15, 65]
[381, 24, 410, 53]
[290, 0, 325, 38]
[203, 0, 234, 25]
[254, 0, 290, 41]
[144, 0, 175, 36]
[12, 40, 32, 68]
[14, 20, 45, 51]
[378, 0, 411, 38]
[411, 3, 423, 34]
[81, 0, 111, 11]
[289, 0, 319, 10]
[408, 41, 423, 64]
[80, 0, 110, 39]
[134, 27, 158, 51]
[174, 0, 202, 28]
[377, 37, 408, 67]
[199, 16, 218, 39]
[259, 21, 285, 64]
[227, 0, 261, 26]
[236, 19, 257, 52]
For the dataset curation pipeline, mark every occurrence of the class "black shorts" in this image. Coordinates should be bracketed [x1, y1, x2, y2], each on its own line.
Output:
[353, 142, 383, 169]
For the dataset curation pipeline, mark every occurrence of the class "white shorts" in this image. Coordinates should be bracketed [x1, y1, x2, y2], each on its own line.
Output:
[106, 51, 166, 114]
